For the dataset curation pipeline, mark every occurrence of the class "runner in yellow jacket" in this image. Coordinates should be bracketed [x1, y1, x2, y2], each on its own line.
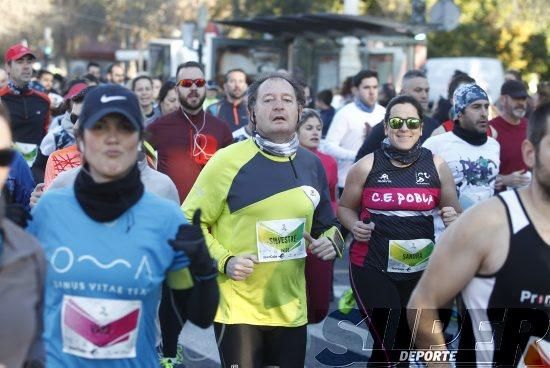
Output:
[183, 72, 342, 368]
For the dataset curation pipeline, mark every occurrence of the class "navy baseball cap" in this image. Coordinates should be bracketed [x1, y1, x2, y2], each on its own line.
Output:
[79, 84, 143, 131]
[500, 80, 528, 99]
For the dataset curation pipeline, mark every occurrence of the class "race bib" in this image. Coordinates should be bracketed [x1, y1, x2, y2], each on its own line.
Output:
[256, 218, 307, 262]
[387, 239, 434, 273]
[518, 336, 550, 367]
[13, 142, 37, 167]
[61, 295, 142, 359]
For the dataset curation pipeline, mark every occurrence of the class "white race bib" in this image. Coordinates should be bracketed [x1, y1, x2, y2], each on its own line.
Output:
[13, 142, 37, 167]
[387, 239, 434, 273]
[61, 295, 142, 359]
[256, 218, 307, 262]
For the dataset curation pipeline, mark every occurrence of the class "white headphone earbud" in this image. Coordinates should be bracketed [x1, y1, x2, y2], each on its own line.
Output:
[78, 142, 85, 152]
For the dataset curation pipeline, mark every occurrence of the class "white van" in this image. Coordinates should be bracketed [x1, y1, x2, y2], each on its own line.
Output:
[425, 57, 504, 103]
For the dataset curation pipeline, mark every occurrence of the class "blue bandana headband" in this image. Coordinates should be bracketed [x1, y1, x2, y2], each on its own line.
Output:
[453, 84, 489, 116]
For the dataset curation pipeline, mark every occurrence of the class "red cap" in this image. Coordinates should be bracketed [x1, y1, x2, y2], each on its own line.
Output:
[64, 83, 87, 100]
[4, 44, 36, 63]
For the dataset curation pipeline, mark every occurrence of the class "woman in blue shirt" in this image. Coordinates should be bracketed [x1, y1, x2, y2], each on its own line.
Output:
[29, 84, 218, 367]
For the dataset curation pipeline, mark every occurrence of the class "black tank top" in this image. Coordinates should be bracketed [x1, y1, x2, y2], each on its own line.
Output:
[459, 190, 550, 367]
[350, 148, 441, 281]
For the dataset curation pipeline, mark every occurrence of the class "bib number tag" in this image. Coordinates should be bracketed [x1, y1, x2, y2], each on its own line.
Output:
[61, 295, 142, 359]
[13, 142, 38, 167]
[256, 218, 306, 262]
[387, 238, 434, 273]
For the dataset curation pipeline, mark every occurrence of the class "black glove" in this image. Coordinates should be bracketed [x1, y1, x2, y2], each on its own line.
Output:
[6, 203, 32, 228]
[169, 209, 215, 277]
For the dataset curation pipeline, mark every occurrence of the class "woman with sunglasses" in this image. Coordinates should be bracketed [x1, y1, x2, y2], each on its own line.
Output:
[27, 84, 219, 367]
[338, 95, 461, 366]
[0, 104, 46, 368]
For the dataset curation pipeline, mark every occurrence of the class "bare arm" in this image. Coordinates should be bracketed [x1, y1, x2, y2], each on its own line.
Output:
[337, 154, 375, 241]
[433, 154, 462, 226]
[496, 170, 531, 190]
[408, 198, 506, 351]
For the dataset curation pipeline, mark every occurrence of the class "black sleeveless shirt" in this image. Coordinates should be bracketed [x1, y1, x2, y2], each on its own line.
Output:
[459, 190, 550, 366]
[350, 148, 441, 281]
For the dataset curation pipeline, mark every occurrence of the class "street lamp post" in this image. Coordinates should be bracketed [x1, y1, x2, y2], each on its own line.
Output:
[181, 3, 208, 66]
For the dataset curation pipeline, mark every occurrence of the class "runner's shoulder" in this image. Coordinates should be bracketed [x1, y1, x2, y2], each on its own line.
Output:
[452, 195, 508, 238]
[139, 191, 183, 215]
[352, 152, 374, 176]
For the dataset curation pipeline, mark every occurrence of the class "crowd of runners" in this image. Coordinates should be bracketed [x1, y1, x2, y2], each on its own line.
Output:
[0, 42, 548, 368]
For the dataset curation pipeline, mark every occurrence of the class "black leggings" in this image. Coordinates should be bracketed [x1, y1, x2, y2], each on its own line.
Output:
[350, 264, 421, 367]
[214, 323, 307, 368]
[158, 281, 188, 357]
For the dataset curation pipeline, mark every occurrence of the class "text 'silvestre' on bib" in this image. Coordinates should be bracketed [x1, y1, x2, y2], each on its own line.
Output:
[256, 218, 307, 262]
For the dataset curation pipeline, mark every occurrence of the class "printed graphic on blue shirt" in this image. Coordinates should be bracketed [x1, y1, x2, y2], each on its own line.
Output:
[28, 189, 189, 367]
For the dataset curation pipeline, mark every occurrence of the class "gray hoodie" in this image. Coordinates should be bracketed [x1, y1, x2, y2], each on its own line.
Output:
[0, 200, 45, 367]
[49, 155, 180, 204]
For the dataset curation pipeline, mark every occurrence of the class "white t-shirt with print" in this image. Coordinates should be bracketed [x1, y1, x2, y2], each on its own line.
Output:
[423, 132, 500, 239]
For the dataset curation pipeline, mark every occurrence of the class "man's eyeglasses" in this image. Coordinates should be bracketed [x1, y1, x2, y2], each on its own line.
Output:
[177, 79, 206, 88]
[387, 117, 422, 130]
[0, 148, 15, 167]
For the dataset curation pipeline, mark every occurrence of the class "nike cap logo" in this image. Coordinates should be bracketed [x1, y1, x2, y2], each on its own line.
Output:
[100, 95, 127, 103]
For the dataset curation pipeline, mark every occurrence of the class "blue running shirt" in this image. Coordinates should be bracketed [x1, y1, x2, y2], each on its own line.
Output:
[28, 188, 190, 367]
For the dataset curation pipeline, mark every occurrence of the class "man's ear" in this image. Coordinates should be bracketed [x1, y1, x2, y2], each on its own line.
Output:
[249, 110, 256, 125]
[522, 139, 535, 169]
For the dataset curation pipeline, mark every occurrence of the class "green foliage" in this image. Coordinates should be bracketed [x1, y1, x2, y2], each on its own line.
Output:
[214, 0, 336, 17]
[427, 24, 500, 58]
[427, 0, 549, 80]
[523, 33, 550, 80]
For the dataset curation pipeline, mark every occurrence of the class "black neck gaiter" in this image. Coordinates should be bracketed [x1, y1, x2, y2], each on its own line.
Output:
[74, 163, 144, 222]
[381, 138, 423, 165]
[452, 121, 488, 146]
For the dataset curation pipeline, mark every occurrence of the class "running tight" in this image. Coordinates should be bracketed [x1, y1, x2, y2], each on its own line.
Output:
[159, 282, 189, 357]
[350, 264, 451, 367]
[214, 323, 307, 368]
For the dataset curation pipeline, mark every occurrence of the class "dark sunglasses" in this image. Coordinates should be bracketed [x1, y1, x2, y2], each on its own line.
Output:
[387, 117, 422, 130]
[177, 79, 206, 88]
[0, 148, 15, 167]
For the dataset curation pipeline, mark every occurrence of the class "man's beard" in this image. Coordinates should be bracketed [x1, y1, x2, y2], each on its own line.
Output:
[511, 107, 526, 119]
[228, 89, 245, 100]
[179, 92, 206, 112]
